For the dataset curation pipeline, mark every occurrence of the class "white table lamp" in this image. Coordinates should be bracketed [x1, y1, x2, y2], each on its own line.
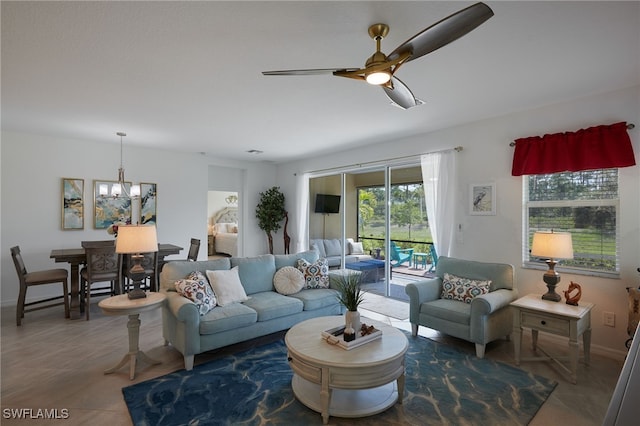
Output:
[531, 230, 573, 302]
[116, 225, 158, 299]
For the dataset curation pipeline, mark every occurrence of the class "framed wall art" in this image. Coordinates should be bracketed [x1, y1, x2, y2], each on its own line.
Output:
[93, 180, 132, 228]
[469, 182, 496, 216]
[139, 182, 157, 225]
[62, 178, 84, 230]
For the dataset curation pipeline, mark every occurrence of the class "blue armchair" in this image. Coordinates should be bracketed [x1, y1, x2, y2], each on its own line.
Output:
[405, 256, 516, 358]
[390, 241, 413, 266]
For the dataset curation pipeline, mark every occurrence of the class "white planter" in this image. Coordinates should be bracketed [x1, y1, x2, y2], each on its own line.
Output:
[345, 310, 361, 337]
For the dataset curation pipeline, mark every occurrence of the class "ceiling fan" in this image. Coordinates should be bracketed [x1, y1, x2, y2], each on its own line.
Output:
[262, 2, 494, 110]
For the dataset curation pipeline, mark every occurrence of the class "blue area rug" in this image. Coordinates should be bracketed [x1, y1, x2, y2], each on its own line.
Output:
[123, 331, 557, 425]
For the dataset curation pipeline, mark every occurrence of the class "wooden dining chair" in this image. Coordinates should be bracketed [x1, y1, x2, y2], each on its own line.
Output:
[120, 251, 159, 293]
[187, 238, 200, 261]
[11, 246, 70, 326]
[80, 240, 121, 320]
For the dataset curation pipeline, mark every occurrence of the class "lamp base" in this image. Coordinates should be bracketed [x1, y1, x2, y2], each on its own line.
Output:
[541, 259, 561, 302]
[127, 288, 147, 300]
[541, 286, 562, 302]
[127, 256, 148, 299]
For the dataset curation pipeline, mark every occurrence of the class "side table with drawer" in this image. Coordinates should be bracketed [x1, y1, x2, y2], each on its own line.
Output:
[510, 294, 594, 384]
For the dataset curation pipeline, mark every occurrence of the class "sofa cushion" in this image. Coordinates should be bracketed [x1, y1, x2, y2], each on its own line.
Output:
[230, 254, 276, 295]
[441, 272, 491, 304]
[242, 291, 303, 321]
[422, 298, 471, 325]
[274, 250, 319, 270]
[206, 267, 249, 306]
[161, 258, 231, 292]
[297, 258, 329, 289]
[289, 288, 340, 311]
[174, 271, 217, 315]
[324, 239, 342, 257]
[309, 239, 326, 258]
[273, 266, 305, 295]
[349, 241, 365, 255]
[199, 303, 257, 335]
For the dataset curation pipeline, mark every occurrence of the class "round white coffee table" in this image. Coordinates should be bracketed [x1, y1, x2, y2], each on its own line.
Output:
[285, 316, 408, 424]
[98, 292, 166, 380]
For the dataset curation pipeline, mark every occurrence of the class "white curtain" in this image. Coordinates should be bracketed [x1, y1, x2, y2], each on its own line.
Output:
[294, 173, 310, 253]
[421, 151, 457, 257]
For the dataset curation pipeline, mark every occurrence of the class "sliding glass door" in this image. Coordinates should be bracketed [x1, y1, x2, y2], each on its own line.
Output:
[309, 163, 433, 301]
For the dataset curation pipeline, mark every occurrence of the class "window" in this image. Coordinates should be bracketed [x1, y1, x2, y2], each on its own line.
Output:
[524, 169, 619, 276]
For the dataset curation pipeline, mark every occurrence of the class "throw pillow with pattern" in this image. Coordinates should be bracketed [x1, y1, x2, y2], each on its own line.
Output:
[174, 271, 217, 315]
[296, 258, 330, 289]
[441, 272, 491, 304]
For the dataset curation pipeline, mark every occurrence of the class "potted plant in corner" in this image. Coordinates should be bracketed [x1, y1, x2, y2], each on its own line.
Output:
[255, 186, 286, 254]
[331, 271, 366, 337]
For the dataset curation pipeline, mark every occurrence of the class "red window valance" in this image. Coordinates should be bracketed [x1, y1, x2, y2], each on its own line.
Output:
[511, 121, 636, 176]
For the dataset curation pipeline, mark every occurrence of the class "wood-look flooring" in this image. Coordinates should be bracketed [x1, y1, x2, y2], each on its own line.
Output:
[0, 298, 624, 425]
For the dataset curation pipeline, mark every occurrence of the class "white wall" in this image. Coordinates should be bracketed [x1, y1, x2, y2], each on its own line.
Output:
[277, 86, 640, 355]
[1, 132, 277, 306]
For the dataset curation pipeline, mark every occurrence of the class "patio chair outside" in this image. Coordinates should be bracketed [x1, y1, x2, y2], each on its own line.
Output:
[390, 241, 414, 266]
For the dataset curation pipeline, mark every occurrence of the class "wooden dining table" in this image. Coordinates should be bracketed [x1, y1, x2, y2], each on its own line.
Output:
[50, 243, 183, 320]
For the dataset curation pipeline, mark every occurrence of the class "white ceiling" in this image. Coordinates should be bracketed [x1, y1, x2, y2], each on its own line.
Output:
[2, 1, 639, 163]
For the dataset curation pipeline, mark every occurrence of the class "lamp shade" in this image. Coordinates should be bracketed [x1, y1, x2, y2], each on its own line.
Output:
[531, 231, 573, 259]
[115, 225, 158, 254]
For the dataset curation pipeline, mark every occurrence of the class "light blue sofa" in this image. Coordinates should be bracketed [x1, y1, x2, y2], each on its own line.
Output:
[160, 251, 344, 370]
[309, 238, 372, 268]
[405, 256, 516, 358]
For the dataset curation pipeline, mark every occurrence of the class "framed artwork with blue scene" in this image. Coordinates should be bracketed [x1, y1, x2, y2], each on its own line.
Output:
[93, 179, 132, 228]
[140, 182, 157, 225]
[62, 178, 84, 230]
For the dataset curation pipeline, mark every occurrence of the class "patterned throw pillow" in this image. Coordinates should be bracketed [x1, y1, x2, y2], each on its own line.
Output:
[174, 271, 217, 315]
[273, 266, 305, 295]
[296, 258, 329, 289]
[441, 272, 491, 304]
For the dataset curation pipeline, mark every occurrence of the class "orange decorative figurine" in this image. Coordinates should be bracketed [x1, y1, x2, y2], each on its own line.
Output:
[564, 281, 582, 306]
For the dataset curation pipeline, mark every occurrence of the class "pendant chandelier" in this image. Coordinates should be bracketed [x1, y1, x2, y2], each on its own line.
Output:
[99, 132, 141, 199]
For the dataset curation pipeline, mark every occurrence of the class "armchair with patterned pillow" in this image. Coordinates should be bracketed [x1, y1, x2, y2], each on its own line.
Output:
[405, 256, 516, 358]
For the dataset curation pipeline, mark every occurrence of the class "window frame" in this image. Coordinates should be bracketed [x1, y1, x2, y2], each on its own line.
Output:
[523, 169, 620, 279]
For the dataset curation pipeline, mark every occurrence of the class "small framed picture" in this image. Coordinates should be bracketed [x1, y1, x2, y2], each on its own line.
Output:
[93, 180, 132, 229]
[139, 182, 157, 225]
[469, 183, 496, 216]
[62, 178, 84, 230]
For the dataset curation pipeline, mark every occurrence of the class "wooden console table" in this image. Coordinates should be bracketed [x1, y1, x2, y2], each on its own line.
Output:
[511, 294, 593, 384]
[50, 243, 182, 320]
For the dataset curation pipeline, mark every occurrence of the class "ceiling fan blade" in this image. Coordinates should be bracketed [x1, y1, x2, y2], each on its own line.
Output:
[387, 2, 494, 63]
[382, 77, 423, 110]
[262, 68, 357, 76]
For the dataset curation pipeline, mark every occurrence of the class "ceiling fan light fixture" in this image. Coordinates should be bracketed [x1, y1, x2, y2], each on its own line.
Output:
[365, 70, 391, 85]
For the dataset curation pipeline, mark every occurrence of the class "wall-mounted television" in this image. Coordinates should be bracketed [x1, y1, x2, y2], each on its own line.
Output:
[314, 194, 341, 214]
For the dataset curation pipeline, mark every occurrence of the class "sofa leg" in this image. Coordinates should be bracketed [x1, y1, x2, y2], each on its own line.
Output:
[184, 355, 194, 371]
[475, 343, 486, 358]
[411, 323, 418, 337]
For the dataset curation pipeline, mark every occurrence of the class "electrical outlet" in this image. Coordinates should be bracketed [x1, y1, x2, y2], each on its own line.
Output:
[603, 311, 615, 327]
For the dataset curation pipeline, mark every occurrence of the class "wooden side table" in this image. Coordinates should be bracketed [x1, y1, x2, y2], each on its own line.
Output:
[98, 292, 166, 380]
[511, 294, 594, 384]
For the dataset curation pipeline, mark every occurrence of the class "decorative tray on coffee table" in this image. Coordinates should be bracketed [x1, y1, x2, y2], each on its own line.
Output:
[321, 324, 382, 350]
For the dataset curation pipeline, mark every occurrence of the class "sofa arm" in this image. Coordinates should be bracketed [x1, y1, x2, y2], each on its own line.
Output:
[471, 289, 516, 317]
[164, 291, 200, 323]
[405, 278, 442, 323]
